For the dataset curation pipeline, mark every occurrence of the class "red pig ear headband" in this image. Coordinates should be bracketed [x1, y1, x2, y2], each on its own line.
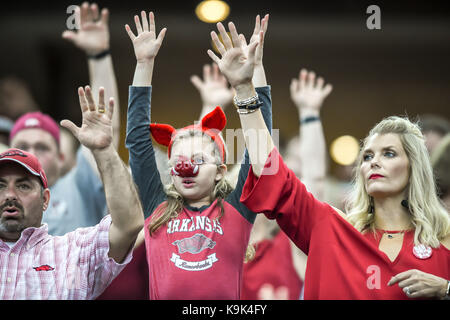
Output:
[149, 106, 227, 163]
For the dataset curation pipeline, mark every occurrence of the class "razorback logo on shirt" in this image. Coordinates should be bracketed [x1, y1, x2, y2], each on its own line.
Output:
[33, 265, 54, 271]
[166, 216, 223, 235]
[172, 233, 216, 254]
[170, 233, 220, 271]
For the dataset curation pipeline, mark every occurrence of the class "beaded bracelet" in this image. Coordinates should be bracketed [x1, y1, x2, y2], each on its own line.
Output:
[233, 93, 259, 107]
[233, 93, 263, 115]
[236, 107, 259, 115]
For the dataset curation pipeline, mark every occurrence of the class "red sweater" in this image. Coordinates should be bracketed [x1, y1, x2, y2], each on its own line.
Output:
[241, 231, 303, 300]
[241, 148, 450, 300]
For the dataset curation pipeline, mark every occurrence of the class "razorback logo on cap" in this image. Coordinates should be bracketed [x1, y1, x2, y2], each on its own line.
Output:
[0, 150, 27, 159]
[24, 118, 40, 127]
[33, 265, 55, 271]
[0, 148, 49, 188]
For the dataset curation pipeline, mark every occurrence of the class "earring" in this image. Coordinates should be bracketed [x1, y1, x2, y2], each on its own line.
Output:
[401, 199, 409, 210]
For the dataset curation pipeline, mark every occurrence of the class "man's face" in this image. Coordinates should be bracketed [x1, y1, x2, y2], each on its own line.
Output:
[0, 163, 50, 241]
[10, 128, 62, 187]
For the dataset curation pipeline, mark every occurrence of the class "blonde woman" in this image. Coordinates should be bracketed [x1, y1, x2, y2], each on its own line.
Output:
[240, 116, 450, 299]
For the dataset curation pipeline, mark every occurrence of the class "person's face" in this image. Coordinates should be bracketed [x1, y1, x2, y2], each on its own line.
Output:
[0, 163, 50, 241]
[360, 133, 410, 199]
[10, 129, 62, 187]
[170, 135, 226, 206]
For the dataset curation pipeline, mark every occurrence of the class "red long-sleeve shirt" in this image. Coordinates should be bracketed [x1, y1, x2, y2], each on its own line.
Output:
[240, 148, 450, 299]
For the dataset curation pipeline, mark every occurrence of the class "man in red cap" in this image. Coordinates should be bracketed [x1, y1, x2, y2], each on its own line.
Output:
[0, 148, 50, 239]
[0, 86, 143, 299]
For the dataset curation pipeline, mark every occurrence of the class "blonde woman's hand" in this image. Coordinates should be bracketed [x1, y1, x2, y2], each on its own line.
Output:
[207, 21, 259, 89]
[388, 269, 449, 299]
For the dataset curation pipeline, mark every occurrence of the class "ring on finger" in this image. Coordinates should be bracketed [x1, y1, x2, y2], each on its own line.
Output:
[405, 287, 411, 295]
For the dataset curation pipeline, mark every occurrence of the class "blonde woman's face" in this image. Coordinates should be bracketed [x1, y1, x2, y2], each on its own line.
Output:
[360, 133, 410, 199]
[170, 135, 225, 206]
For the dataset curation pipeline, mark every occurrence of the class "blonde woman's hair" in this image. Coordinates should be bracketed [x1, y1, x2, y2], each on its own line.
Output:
[148, 129, 255, 261]
[346, 116, 450, 248]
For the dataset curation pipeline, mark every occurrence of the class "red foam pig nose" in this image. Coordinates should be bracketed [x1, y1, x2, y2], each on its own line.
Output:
[171, 156, 199, 177]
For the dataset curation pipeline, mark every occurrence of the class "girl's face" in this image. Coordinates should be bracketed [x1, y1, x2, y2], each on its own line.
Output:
[169, 135, 226, 207]
[360, 133, 410, 199]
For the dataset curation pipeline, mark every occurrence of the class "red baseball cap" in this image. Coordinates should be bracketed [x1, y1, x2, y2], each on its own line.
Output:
[9, 112, 60, 146]
[0, 148, 48, 189]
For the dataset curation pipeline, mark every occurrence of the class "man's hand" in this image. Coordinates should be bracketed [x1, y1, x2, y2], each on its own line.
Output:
[388, 269, 449, 299]
[62, 86, 143, 264]
[208, 21, 259, 89]
[62, 2, 109, 56]
[290, 69, 333, 115]
[190, 63, 233, 113]
[61, 86, 114, 151]
[125, 11, 167, 63]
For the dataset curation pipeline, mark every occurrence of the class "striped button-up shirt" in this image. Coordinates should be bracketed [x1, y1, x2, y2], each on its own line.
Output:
[0, 215, 132, 299]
